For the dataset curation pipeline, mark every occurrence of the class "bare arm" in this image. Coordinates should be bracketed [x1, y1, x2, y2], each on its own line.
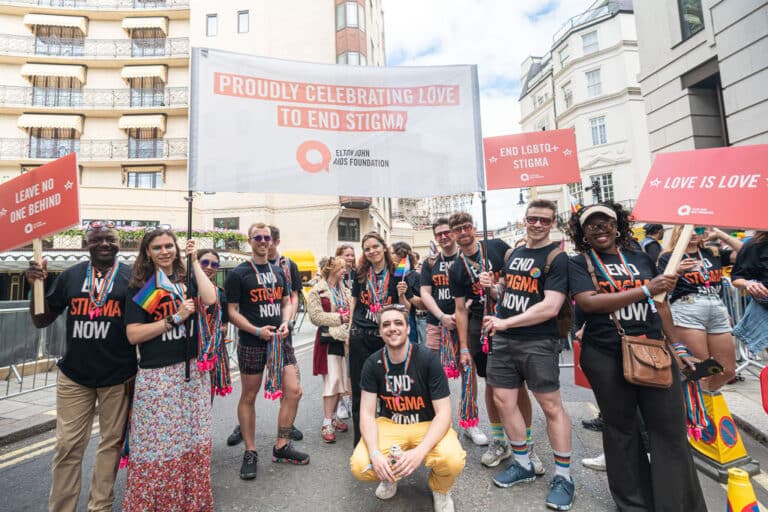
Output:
[503, 290, 566, 329]
[392, 397, 451, 478]
[409, 295, 425, 309]
[360, 390, 396, 482]
[126, 318, 170, 345]
[227, 302, 274, 341]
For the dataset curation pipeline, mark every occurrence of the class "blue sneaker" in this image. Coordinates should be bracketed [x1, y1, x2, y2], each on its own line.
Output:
[492, 460, 536, 488]
[546, 475, 575, 511]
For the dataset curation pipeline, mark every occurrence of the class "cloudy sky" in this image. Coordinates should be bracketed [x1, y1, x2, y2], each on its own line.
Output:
[383, 0, 596, 228]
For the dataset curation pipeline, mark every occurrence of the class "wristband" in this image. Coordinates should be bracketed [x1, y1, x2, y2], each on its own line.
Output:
[460, 348, 470, 354]
[254, 326, 261, 337]
[437, 312, 444, 322]
[172, 313, 182, 325]
[370, 450, 382, 461]
[641, 285, 657, 313]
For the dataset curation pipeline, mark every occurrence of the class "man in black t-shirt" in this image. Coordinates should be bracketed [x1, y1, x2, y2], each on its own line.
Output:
[350, 305, 465, 511]
[26, 221, 136, 512]
[641, 224, 664, 265]
[448, 212, 537, 471]
[225, 222, 309, 480]
[482, 201, 575, 510]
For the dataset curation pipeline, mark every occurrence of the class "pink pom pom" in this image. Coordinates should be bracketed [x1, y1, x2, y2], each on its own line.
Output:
[482, 337, 489, 354]
[458, 418, 479, 429]
[119, 456, 129, 469]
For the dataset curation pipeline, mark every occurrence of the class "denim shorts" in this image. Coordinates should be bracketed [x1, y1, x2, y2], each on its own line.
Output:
[670, 294, 732, 334]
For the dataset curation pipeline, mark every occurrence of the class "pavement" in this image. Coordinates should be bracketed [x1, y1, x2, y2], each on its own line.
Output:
[0, 330, 766, 511]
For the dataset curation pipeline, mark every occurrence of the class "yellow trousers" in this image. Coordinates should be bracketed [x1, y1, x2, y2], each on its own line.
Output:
[350, 417, 466, 493]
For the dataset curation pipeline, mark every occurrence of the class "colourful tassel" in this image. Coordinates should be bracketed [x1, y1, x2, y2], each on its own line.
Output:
[458, 363, 479, 428]
[439, 327, 460, 379]
[264, 332, 284, 400]
[212, 338, 233, 397]
[195, 297, 221, 372]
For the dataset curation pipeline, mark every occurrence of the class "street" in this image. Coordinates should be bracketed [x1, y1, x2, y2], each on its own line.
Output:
[1, 339, 767, 512]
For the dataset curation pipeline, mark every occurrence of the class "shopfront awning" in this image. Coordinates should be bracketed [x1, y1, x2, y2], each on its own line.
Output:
[118, 114, 166, 134]
[17, 114, 83, 135]
[121, 17, 168, 35]
[23, 14, 88, 35]
[120, 65, 167, 83]
[20, 63, 86, 84]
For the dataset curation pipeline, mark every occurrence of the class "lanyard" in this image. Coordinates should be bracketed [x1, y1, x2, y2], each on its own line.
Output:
[589, 248, 634, 291]
[366, 266, 390, 313]
[248, 259, 277, 304]
[696, 249, 711, 288]
[85, 262, 119, 319]
[383, 343, 413, 400]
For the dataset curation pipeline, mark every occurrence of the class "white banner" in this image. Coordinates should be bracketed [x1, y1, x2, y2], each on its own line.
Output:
[189, 48, 485, 197]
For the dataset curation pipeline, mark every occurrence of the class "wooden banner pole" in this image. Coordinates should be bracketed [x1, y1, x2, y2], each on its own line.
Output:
[653, 223, 694, 302]
[32, 238, 44, 315]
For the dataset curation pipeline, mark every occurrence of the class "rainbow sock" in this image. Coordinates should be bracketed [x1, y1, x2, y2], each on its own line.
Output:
[526, 427, 532, 446]
[554, 451, 571, 479]
[490, 423, 506, 443]
[510, 440, 530, 468]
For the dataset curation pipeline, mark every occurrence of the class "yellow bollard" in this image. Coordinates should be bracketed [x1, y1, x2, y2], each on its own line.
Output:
[726, 468, 759, 512]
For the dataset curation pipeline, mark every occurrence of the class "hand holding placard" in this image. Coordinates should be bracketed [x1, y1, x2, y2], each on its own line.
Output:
[653, 224, 694, 302]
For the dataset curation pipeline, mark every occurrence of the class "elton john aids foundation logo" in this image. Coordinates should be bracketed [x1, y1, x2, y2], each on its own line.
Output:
[677, 205, 692, 216]
[296, 140, 331, 174]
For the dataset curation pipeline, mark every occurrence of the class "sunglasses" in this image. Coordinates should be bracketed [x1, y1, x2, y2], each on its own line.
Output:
[145, 223, 172, 232]
[380, 304, 407, 312]
[434, 230, 452, 239]
[150, 243, 176, 253]
[694, 227, 706, 235]
[200, 260, 220, 269]
[585, 220, 617, 234]
[87, 220, 116, 232]
[451, 223, 474, 234]
[251, 234, 272, 242]
[525, 216, 553, 227]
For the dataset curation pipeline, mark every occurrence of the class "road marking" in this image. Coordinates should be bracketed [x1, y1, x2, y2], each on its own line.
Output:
[0, 426, 98, 470]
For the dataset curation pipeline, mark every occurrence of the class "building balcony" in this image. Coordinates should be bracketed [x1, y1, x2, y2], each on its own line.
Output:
[552, 0, 629, 47]
[0, 136, 187, 163]
[339, 196, 372, 209]
[0, 0, 189, 10]
[0, 85, 188, 111]
[0, 34, 189, 60]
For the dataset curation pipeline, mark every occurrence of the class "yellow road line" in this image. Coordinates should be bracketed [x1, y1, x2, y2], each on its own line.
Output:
[0, 427, 98, 469]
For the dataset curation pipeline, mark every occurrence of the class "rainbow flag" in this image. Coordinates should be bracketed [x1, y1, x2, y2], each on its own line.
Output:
[569, 194, 582, 214]
[132, 272, 168, 313]
[394, 257, 410, 278]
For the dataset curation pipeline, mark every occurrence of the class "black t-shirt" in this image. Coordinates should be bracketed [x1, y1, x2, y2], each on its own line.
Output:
[45, 261, 137, 387]
[351, 267, 413, 329]
[405, 271, 421, 298]
[225, 261, 286, 347]
[360, 343, 450, 424]
[125, 279, 198, 370]
[271, 256, 302, 299]
[449, 238, 510, 316]
[420, 252, 458, 325]
[732, 240, 768, 287]
[641, 238, 662, 265]
[658, 248, 732, 302]
[569, 250, 662, 352]
[496, 243, 569, 340]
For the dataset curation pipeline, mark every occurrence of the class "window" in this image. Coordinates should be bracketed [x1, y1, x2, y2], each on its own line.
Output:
[336, 1, 365, 30]
[590, 116, 607, 145]
[562, 83, 573, 109]
[126, 171, 162, 188]
[214, 217, 240, 230]
[34, 26, 84, 56]
[536, 118, 548, 131]
[338, 52, 364, 65]
[131, 28, 165, 57]
[338, 217, 360, 242]
[129, 77, 164, 107]
[582, 30, 598, 54]
[206, 14, 217, 36]
[585, 69, 601, 97]
[568, 182, 584, 205]
[590, 173, 614, 203]
[29, 128, 79, 159]
[128, 128, 163, 159]
[31, 76, 82, 107]
[679, 0, 704, 40]
[237, 10, 249, 33]
[559, 46, 570, 67]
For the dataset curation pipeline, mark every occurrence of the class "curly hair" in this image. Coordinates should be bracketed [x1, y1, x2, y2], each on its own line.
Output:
[356, 231, 394, 284]
[320, 256, 347, 280]
[566, 202, 634, 254]
[128, 228, 186, 288]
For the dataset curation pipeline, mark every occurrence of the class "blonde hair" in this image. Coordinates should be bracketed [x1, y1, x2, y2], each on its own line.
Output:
[321, 256, 347, 280]
[247, 222, 267, 238]
[663, 226, 717, 255]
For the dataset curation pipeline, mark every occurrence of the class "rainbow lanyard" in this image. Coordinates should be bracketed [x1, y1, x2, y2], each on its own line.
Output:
[276, 255, 293, 298]
[85, 262, 119, 319]
[248, 259, 277, 304]
[460, 242, 484, 285]
[382, 343, 413, 399]
[589, 248, 633, 291]
[328, 282, 348, 313]
[696, 249, 711, 289]
[366, 266, 390, 313]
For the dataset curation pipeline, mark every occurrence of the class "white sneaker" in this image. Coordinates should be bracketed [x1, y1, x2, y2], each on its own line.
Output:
[336, 399, 350, 419]
[530, 446, 545, 476]
[464, 426, 489, 446]
[375, 480, 397, 500]
[480, 439, 512, 467]
[432, 490, 455, 512]
[581, 453, 606, 471]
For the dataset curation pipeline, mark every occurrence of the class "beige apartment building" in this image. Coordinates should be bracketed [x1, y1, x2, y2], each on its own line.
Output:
[0, 0, 388, 293]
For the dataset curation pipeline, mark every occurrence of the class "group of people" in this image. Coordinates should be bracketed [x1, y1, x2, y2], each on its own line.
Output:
[25, 201, 768, 512]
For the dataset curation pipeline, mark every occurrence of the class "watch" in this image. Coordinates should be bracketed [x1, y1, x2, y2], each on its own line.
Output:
[164, 315, 175, 328]
[287, 320, 295, 331]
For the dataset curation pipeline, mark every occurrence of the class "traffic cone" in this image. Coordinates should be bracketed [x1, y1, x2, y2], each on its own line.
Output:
[726, 468, 759, 512]
[689, 391, 748, 464]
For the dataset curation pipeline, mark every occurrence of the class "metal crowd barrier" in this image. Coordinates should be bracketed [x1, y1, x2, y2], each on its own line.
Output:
[722, 278, 765, 377]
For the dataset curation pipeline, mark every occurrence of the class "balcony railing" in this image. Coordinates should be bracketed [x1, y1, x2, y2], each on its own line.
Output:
[339, 196, 372, 209]
[0, 0, 188, 9]
[0, 137, 187, 160]
[552, 0, 625, 46]
[0, 85, 188, 109]
[0, 34, 189, 58]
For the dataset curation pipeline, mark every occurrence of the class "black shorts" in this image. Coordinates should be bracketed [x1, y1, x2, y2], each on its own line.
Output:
[237, 339, 297, 375]
[468, 312, 489, 378]
[486, 334, 561, 392]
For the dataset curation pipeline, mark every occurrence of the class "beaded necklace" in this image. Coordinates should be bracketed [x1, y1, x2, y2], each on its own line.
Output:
[85, 262, 119, 319]
[366, 266, 390, 314]
[459, 242, 485, 302]
[382, 342, 413, 405]
[276, 255, 293, 301]
[328, 280, 349, 314]
[589, 248, 634, 291]
[248, 258, 277, 304]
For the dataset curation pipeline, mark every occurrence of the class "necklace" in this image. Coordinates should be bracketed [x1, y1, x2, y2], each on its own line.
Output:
[589, 248, 634, 291]
[249, 259, 277, 304]
[366, 266, 390, 314]
[696, 249, 711, 289]
[382, 343, 413, 404]
[276, 255, 293, 300]
[328, 281, 349, 314]
[85, 262, 118, 319]
[459, 242, 485, 302]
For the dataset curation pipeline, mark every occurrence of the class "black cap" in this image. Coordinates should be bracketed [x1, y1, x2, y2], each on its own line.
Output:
[643, 224, 663, 235]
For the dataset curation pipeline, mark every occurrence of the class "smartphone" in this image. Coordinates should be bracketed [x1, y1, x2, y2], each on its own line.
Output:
[682, 358, 725, 381]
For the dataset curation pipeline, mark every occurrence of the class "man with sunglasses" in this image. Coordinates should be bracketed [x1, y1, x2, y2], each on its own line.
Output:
[225, 223, 309, 480]
[481, 200, 575, 510]
[26, 220, 136, 512]
[448, 212, 541, 471]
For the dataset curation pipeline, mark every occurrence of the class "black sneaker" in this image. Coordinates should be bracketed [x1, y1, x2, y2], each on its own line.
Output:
[227, 425, 243, 446]
[239, 450, 258, 480]
[581, 415, 604, 432]
[272, 442, 310, 465]
[289, 425, 304, 441]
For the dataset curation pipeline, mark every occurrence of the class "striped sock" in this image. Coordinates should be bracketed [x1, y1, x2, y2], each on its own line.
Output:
[510, 440, 530, 468]
[526, 427, 532, 446]
[490, 423, 506, 443]
[554, 451, 572, 479]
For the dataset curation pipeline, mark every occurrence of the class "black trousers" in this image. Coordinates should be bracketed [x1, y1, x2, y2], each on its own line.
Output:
[348, 329, 384, 446]
[580, 343, 707, 512]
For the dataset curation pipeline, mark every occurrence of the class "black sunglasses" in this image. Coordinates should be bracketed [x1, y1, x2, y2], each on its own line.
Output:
[251, 234, 272, 242]
[200, 260, 220, 269]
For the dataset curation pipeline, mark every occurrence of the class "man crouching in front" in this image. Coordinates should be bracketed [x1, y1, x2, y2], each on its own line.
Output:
[350, 304, 466, 512]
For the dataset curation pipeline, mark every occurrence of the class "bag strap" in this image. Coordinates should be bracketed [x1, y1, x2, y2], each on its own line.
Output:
[584, 254, 626, 336]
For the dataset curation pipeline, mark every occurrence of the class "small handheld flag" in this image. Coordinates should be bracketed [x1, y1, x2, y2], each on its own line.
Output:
[132, 273, 168, 313]
[394, 257, 410, 278]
